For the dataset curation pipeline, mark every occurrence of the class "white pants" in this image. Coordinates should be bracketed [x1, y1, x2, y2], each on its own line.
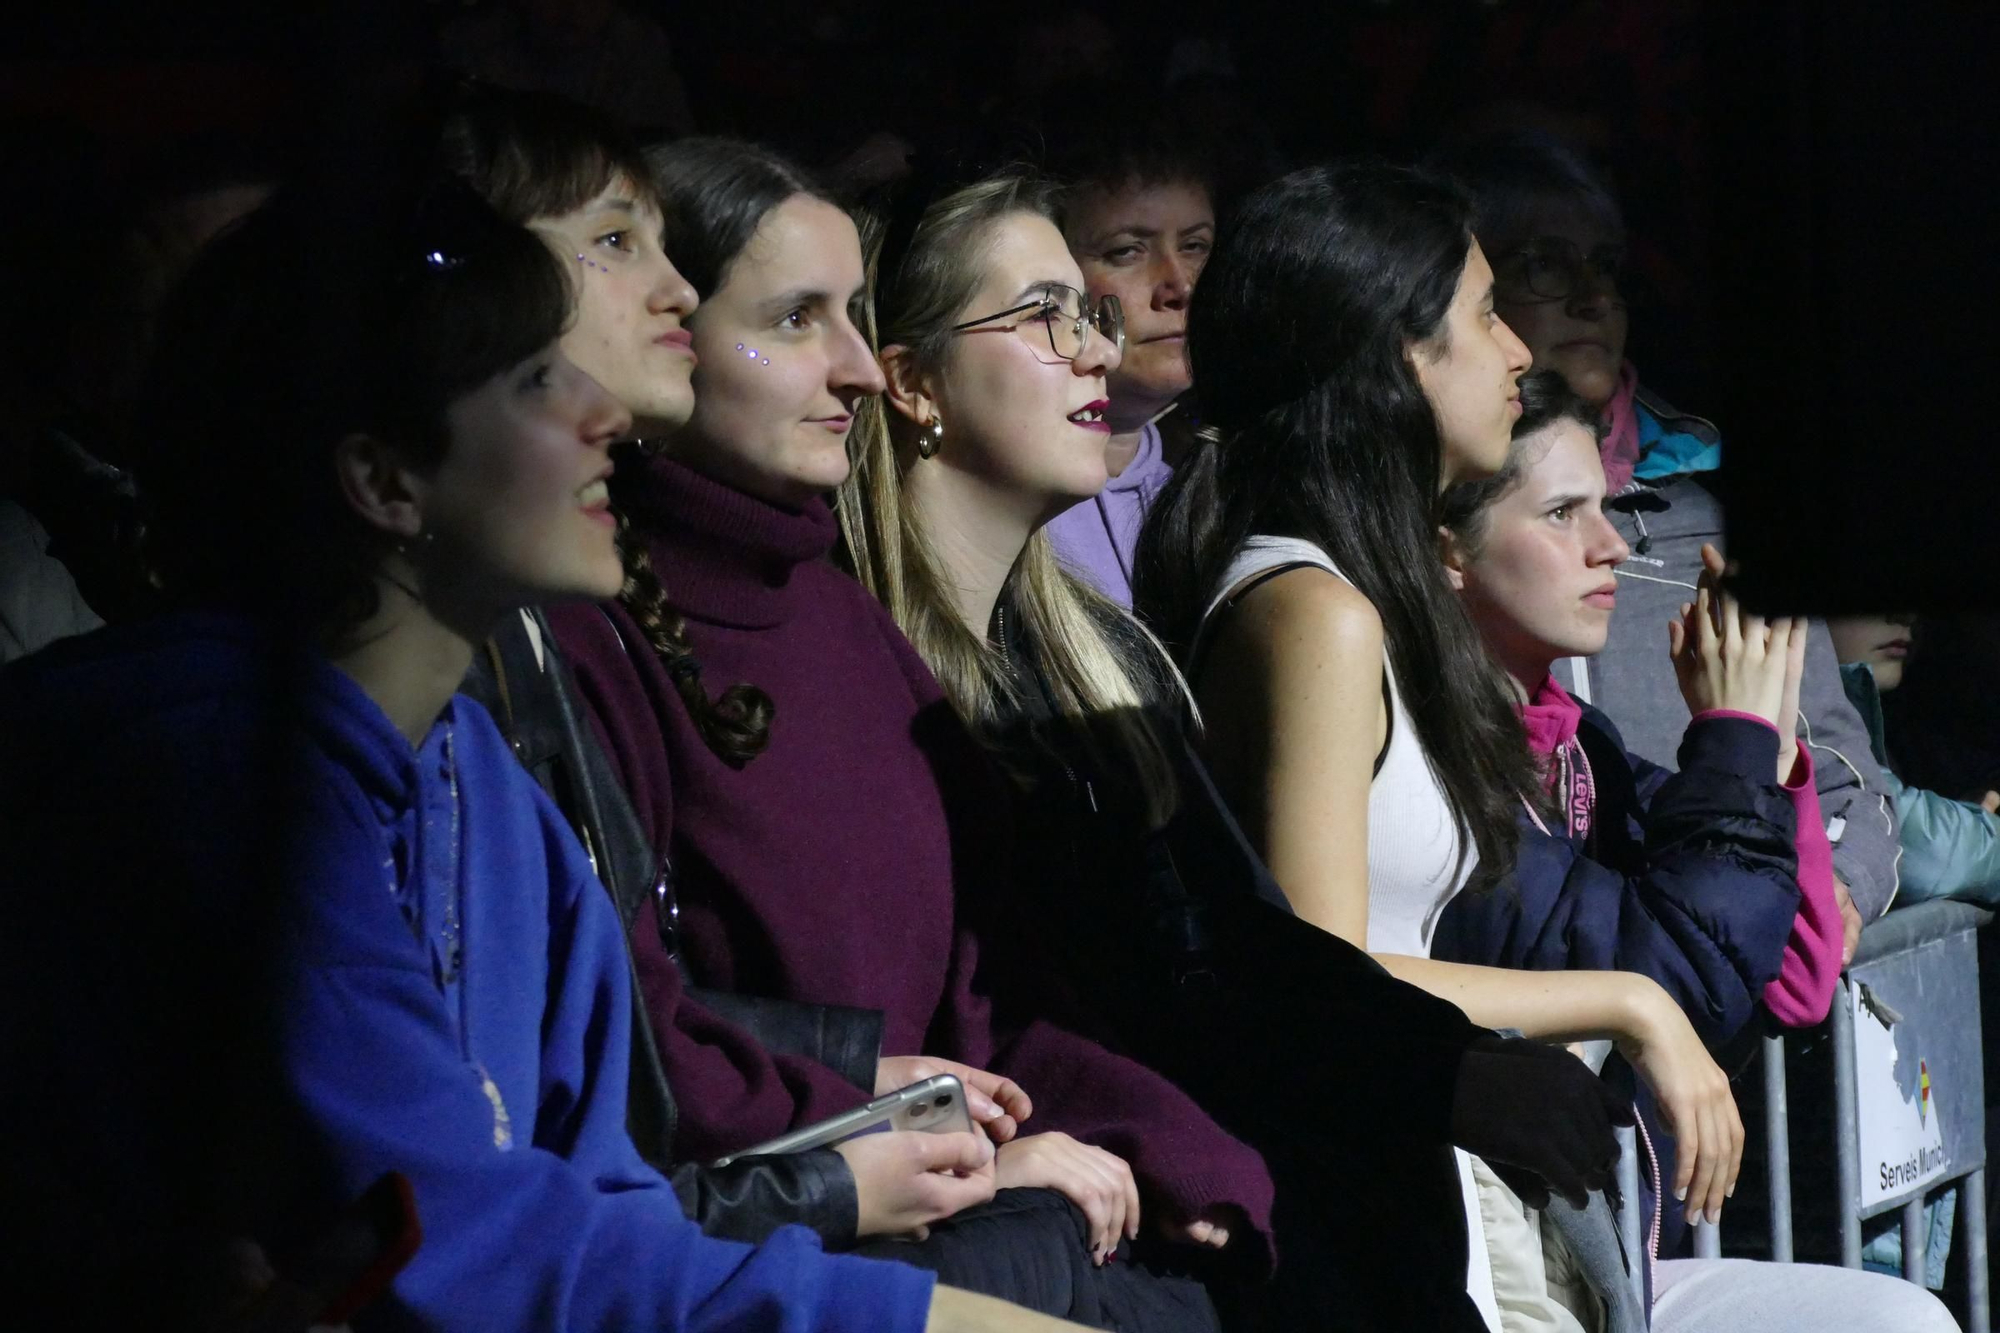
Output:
[1654, 1258, 1960, 1333]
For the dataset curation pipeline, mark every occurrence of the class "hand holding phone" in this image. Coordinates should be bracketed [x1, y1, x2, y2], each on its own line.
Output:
[836, 1127, 998, 1239]
[711, 1075, 975, 1167]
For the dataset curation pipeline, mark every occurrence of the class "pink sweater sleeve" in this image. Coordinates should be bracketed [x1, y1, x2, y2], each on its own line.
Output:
[1693, 712, 1842, 1024]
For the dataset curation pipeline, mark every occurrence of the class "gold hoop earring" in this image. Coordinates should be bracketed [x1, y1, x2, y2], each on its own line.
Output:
[917, 418, 944, 460]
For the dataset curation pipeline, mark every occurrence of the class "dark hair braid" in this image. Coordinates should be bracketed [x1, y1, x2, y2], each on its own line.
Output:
[613, 515, 774, 768]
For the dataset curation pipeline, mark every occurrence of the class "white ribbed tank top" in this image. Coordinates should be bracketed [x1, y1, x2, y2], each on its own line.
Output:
[1201, 536, 1475, 953]
[1199, 535, 1500, 1331]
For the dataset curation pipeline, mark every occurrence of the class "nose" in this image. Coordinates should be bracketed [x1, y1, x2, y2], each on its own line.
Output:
[578, 372, 633, 449]
[1153, 253, 1193, 310]
[1588, 512, 1631, 567]
[1073, 322, 1121, 377]
[830, 317, 887, 401]
[648, 253, 700, 319]
[1566, 268, 1622, 320]
[1495, 313, 1532, 377]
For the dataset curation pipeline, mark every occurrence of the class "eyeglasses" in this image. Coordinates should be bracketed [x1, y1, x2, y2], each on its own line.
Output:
[950, 285, 1125, 362]
[1492, 238, 1627, 306]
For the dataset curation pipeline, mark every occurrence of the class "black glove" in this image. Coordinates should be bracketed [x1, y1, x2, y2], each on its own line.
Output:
[1449, 1033, 1633, 1210]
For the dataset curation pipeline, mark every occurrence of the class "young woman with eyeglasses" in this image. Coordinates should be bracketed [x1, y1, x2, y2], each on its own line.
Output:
[0, 117, 1101, 1333]
[544, 137, 1267, 1332]
[835, 163, 1646, 1333]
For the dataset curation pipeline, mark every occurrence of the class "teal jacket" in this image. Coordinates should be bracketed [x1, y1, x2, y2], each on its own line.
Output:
[1842, 661, 2000, 907]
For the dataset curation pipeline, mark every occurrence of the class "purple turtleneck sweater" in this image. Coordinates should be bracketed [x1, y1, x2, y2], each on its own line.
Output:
[548, 457, 1274, 1246]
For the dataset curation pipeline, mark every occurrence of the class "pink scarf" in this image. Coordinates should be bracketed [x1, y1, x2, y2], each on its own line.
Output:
[1518, 675, 1595, 843]
[1599, 361, 1643, 494]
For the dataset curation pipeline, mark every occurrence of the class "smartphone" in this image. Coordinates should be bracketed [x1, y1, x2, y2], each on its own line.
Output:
[710, 1074, 974, 1168]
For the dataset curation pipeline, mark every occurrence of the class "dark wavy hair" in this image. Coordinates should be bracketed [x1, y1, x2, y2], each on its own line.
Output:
[439, 83, 660, 227]
[1441, 368, 1606, 559]
[1133, 159, 1538, 889]
[137, 144, 571, 633]
[648, 137, 836, 298]
[1425, 131, 1625, 259]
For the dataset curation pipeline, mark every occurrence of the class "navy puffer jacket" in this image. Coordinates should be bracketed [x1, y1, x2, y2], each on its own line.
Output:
[1434, 707, 1802, 1051]
[1435, 706, 1806, 1261]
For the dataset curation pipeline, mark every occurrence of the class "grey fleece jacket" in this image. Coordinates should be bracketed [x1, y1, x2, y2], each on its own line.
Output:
[1552, 393, 1901, 920]
[1545, 1191, 1648, 1333]
[0, 499, 100, 666]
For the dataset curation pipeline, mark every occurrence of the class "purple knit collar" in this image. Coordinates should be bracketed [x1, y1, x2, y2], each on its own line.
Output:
[615, 454, 838, 630]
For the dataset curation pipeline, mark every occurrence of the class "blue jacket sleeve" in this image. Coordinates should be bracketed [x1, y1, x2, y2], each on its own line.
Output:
[285, 777, 933, 1333]
[1435, 711, 1801, 1048]
[1886, 768, 2000, 908]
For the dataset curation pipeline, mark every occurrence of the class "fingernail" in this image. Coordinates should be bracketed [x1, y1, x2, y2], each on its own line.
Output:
[1675, 1187, 1687, 1202]
[1726, 1184, 1736, 1198]
[1707, 1207, 1721, 1225]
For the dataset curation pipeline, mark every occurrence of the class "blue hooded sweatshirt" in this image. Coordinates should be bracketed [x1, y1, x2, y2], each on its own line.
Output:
[0, 613, 932, 1332]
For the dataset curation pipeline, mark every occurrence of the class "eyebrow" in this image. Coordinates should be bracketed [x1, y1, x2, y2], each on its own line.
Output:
[1094, 219, 1214, 243]
[759, 286, 845, 314]
[1008, 279, 1069, 304]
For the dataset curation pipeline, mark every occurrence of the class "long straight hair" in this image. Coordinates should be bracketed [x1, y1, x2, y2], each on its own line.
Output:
[838, 170, 1183, 828]
[1133, 160, 1537, 886]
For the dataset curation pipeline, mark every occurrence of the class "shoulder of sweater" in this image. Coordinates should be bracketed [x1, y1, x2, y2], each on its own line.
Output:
[798, 561, 951, 704]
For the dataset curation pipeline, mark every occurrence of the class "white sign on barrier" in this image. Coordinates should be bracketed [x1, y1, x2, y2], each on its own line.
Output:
[1853, 981, 1950, 1210]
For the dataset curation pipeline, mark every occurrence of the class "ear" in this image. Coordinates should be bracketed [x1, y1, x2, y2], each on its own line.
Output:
[879, 343, 938, 428]
[1437, 523, 1469, 592]
[333, 432, 428, 541]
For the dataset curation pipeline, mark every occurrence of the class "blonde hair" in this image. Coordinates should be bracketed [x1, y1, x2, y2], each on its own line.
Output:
[836, 170, 1185, 829]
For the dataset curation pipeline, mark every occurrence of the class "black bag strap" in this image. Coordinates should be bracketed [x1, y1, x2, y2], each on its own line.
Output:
[465, 610, 680, 1163]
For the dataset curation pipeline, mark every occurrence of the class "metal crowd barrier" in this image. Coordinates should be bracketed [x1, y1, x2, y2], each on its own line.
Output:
[1749, 898, 1989, 1330]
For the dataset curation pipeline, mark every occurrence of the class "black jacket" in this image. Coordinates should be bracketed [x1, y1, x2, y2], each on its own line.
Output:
[464, 607, 864, 1245]
[988, 599, 1494, 1330]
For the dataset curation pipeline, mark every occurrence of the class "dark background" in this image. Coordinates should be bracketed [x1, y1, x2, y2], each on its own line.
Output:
[4, 0, 1994, 611]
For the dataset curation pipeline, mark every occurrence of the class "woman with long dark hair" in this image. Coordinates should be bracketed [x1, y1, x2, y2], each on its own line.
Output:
[1136, 161, 1747, 1329]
